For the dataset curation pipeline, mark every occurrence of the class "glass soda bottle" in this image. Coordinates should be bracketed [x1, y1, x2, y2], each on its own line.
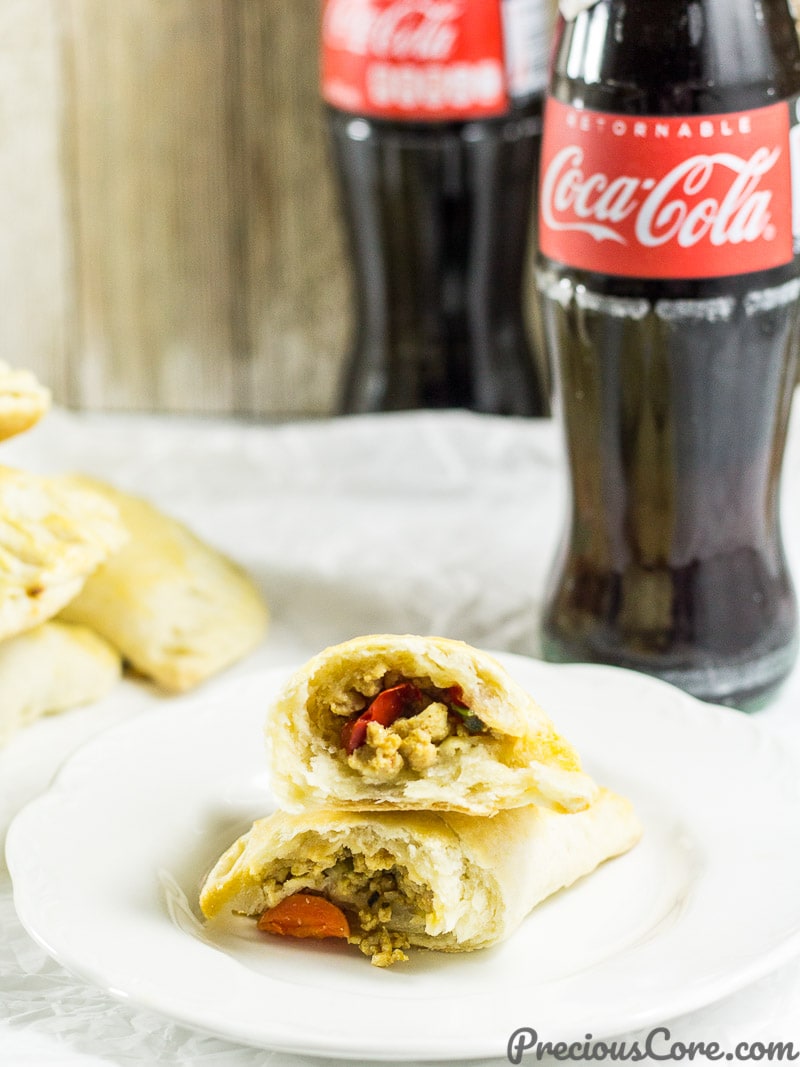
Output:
[321, 0, 552, 414]
[537, 0, 800, 709]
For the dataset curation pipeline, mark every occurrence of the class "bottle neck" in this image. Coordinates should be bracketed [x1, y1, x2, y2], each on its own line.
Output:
[552, 0, 800, 113]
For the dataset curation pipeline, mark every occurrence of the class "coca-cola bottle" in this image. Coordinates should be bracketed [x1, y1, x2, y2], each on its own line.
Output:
[322, 0, 551, 414]
[537, 0, 800, 709]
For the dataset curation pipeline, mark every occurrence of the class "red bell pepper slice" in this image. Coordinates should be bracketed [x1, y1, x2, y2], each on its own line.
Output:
[342, 683, 424, 755]
[442, 684, 468, 709]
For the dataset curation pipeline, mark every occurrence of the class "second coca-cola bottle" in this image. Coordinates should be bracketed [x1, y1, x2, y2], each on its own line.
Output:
[322, 0, 552, 414]
[538, 0, 800, 708]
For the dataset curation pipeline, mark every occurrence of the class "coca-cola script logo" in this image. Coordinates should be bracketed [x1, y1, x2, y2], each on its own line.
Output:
[323, 0, 463, 61]
[538, 99, 794, 279]
[543, 146, 780, 248]
[321, 0, 508, 120]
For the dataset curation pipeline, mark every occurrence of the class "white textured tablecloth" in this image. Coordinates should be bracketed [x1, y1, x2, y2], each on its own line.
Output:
[1, 408, 800, 1067]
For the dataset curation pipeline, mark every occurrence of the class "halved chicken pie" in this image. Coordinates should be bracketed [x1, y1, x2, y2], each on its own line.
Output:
[266, 635, 598, 815]
[199, 790, 641, 966]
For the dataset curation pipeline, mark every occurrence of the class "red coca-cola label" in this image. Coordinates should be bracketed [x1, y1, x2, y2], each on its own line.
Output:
[321, 0, 509, 120]
[538, 98, 795, 279]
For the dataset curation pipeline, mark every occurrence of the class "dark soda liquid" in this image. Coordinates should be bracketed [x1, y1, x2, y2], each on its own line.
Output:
[539, 0, 800, 708]
[328, 103, 548, 414]
[540, 270, 800, 707]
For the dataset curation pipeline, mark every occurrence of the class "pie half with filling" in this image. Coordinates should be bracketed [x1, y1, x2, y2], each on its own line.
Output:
[266, 634, 598, 815]
[199, 791, 641, 966]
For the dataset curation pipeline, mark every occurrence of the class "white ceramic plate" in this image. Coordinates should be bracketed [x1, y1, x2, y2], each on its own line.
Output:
[7, 654, 800, 1061]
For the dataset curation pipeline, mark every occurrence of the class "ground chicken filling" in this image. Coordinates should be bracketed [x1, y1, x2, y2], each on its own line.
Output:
[319, 671, 487, 783]
[256, 848, 432, 967]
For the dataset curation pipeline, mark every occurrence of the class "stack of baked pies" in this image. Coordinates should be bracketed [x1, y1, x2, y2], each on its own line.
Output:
[200, 634, 641, 966]
[0, 363, 268, 746]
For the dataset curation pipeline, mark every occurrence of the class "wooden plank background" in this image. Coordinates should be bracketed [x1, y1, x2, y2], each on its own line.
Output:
[0, 0, 72, 404]
[4, 2, 794, 417]
[3, 0, 355, 416]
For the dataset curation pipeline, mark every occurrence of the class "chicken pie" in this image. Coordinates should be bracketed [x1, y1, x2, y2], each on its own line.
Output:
[0, 620, 121, 746]
[60, 477, 268, 692]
